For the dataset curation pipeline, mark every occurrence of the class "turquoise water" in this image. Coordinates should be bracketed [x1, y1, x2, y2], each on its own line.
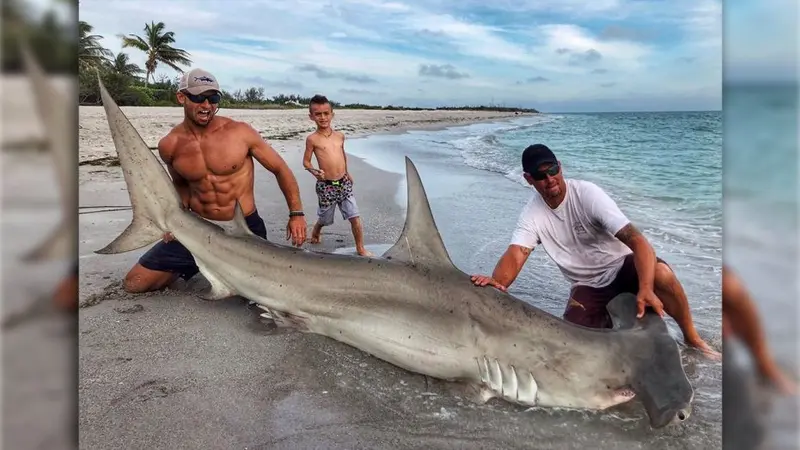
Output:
[346, 109, 724, 446]
[347, 111, 723, 319]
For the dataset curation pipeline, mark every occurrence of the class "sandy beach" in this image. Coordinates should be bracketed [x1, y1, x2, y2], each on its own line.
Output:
[77, 105, 527, 165]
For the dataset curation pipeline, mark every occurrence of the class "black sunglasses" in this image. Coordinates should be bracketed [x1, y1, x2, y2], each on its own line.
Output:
[529, 162, 560, 180]
[182, 91, 221, 104]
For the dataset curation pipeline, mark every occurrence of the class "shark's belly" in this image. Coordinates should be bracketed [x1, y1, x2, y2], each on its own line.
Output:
[306, 303, 481, 381]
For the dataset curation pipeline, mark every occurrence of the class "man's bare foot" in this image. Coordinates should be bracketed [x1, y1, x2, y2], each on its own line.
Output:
[357, 247, 374, 257]
[687, 337, 721, 360]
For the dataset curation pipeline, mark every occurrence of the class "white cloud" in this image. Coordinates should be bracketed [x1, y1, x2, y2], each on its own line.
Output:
[78, 0, 722, 110]
[535, 24, 651, 70]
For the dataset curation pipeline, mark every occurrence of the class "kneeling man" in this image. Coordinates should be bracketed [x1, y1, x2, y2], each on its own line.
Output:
[123, 69, 307, 293]
[471, 144, 717, 357]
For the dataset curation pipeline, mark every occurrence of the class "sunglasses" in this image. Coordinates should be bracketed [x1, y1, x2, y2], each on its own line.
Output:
[529, 163, 560, 180]
[182, 91, 221, 104]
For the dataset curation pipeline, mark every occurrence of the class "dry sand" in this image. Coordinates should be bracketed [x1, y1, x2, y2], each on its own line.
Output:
[76, 105, 525, 164]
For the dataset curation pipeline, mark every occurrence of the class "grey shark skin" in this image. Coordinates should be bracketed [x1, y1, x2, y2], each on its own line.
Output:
[94, 75, 694, 429]
[17, 38, 78, 262]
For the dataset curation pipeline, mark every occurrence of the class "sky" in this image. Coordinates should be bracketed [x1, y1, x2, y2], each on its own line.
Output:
[44, 0, 793, 111]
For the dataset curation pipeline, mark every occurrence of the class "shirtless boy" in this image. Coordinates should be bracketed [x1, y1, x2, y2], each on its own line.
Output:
[302, 95, 372, 257]
[122, 68, 307, 293]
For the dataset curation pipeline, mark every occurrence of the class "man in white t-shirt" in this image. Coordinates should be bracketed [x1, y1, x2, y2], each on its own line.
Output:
[471, 143, 717, 358]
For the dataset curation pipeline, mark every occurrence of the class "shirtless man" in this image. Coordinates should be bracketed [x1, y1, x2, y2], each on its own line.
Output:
[122, 68, 307, 293]
[302, 94, 372, 257]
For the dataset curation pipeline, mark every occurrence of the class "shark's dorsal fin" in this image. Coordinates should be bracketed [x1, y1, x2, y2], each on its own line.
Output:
[381, 157, 456, 270]
[227, 201, 257, 238]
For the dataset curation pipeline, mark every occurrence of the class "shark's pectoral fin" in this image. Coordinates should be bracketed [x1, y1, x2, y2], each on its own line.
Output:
[95, 218, 163, 254]
[254, 304, 309, 332]
[381, 157, 457, 271]
[226, 201, 258, 238]
[194, 259, 236, 301]
[198, 284, 236, 301]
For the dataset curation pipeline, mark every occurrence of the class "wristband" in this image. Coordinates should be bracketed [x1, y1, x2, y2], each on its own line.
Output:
[289, 211, 305, 217]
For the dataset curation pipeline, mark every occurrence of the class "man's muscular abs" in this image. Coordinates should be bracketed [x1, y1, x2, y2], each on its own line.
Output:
[160, 117, 257, 221]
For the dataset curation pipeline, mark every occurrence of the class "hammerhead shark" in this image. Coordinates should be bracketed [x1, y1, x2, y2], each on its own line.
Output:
[94, 74, 695, 429]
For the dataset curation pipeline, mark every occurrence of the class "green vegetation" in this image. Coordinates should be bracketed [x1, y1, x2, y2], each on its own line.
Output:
[3, 3, 538, 113]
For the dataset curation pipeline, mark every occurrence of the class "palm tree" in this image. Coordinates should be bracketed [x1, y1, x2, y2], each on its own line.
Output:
[79, 20, 112, 72]
[107, 52, 143, 78]
[119, 21, 192, 86]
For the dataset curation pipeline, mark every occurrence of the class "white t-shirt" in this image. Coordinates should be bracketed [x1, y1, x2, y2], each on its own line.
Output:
[510, 179, 633, 289]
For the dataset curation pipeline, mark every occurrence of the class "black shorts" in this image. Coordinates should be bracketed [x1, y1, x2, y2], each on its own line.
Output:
[138, 209, 268, 280]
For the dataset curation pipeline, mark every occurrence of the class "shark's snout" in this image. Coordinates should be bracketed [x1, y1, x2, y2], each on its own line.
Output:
[648, 402, 692, 428]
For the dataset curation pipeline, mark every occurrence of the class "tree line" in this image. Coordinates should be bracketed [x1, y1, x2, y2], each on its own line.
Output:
[3, 2, 538, 113]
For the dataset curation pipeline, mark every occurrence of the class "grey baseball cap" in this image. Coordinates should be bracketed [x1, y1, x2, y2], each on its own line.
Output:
[178, 68, 221, 95]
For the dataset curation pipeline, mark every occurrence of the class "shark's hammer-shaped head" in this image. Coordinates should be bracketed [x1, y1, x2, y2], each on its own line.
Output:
[607, 293, 695, 428]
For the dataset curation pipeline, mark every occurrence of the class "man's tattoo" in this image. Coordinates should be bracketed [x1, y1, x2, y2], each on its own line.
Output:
[615, 223, 640, 244]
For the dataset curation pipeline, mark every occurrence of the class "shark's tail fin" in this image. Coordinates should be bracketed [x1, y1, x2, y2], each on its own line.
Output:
[607, 293, 694, 429]
[94, 76, 183, 254]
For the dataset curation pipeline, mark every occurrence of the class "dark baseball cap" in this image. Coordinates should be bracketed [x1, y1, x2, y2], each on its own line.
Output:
[521, 144, 558, 174]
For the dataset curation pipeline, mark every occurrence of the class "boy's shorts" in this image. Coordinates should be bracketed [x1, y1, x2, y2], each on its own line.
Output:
[315, 176, 360, 226]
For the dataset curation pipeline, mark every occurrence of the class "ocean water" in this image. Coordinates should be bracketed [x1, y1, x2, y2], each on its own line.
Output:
[345, 110, 724, 447]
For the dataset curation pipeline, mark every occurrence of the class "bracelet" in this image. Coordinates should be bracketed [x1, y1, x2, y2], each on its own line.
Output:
[289, 211, 305, 217]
